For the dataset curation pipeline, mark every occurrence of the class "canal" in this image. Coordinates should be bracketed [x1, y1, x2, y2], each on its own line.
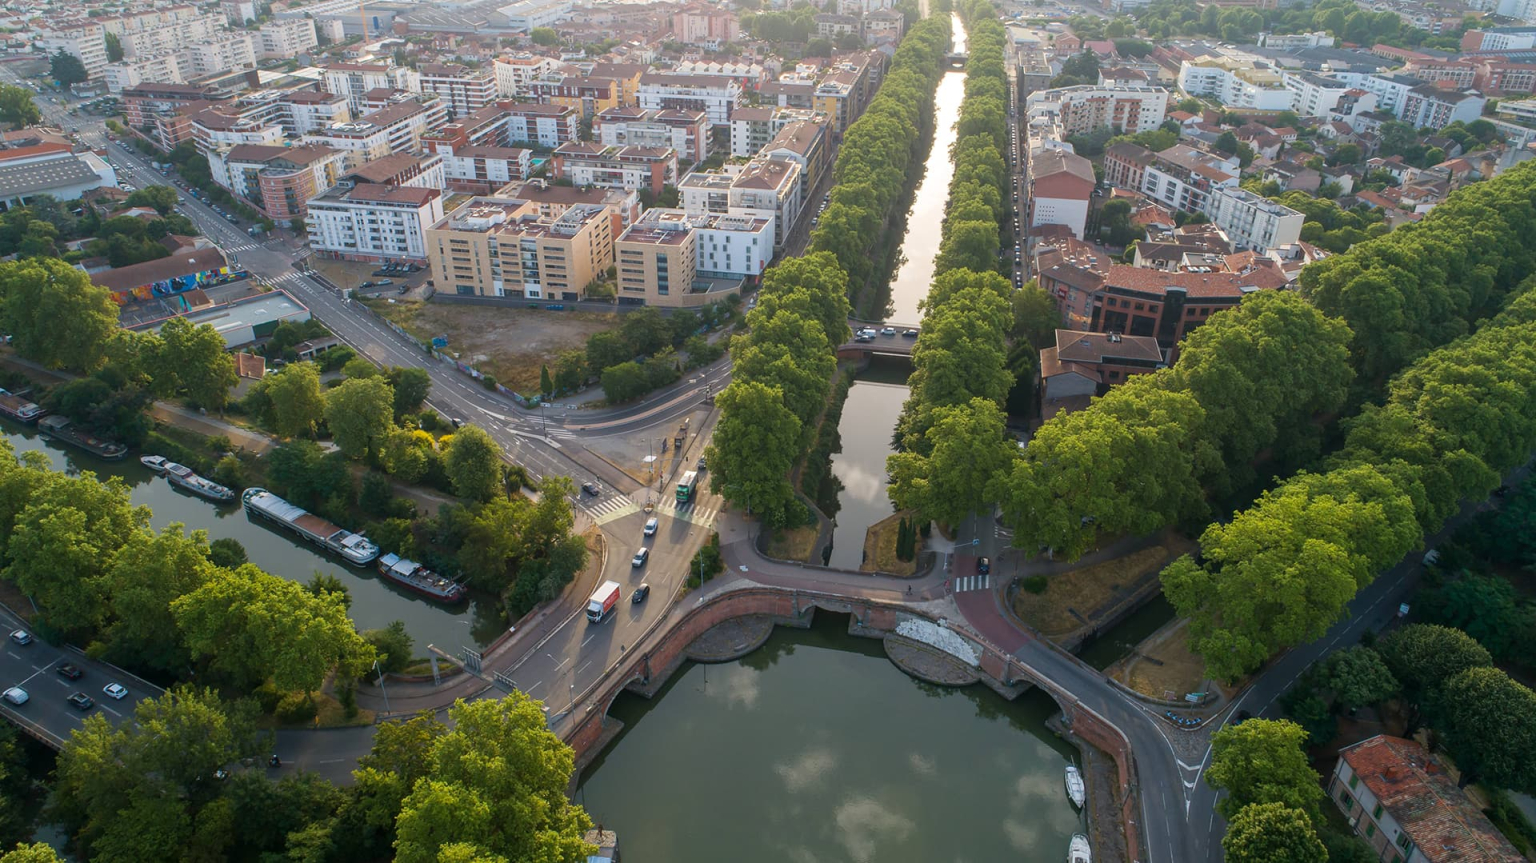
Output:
[578, 613, 1080, 862]
[0, 422, 502, 651]
[822, 15, 969, 569]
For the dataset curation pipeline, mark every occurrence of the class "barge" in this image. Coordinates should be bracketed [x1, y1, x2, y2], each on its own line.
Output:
[241, 487, 379, 566]
[0, 389, 45, 424]
[37, 415, 127, 460]
[164, 462, 236, 503]
[376, 553, 467, 604]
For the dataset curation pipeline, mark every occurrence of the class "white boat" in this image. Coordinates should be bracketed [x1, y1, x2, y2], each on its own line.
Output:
[163, 462, 236, 503]
[1068, 833, 1091, 863]
[140, 455, 169, 473]
[1065, 765, 1086, 809]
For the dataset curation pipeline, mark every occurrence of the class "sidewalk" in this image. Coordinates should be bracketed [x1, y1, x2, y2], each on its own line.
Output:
[149, 403, 276, 454]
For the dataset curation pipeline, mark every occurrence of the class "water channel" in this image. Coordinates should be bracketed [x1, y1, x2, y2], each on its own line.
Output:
[578, 613, 1080, 862]
[0, 421, 501, 651]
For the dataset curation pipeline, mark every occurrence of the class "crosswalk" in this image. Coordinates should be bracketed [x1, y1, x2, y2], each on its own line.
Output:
[578, 494, 720, 528]
[265, 272, 313, 290]
[220, 242, 263, 253]
[952, 574, 991, 593]
[581, 496, 640, 525]
[653, 496, 719, 528]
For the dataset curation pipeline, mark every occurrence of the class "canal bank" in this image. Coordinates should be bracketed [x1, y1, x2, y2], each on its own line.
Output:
[0, 420, 500, 651]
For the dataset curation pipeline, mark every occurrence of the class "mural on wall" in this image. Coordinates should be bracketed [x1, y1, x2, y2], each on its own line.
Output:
[109, 267, 243, 305]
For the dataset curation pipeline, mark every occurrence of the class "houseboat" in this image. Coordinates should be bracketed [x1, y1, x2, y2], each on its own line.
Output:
[37, 416, 127, 460]
[164, 462, 236, 503]
[241, 488, 379, 566]
[0, 389, 45, 424]
[376, 553, 467, 604]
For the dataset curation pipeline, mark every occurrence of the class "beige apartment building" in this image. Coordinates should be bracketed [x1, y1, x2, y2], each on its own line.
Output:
[426, 197, 614, 302]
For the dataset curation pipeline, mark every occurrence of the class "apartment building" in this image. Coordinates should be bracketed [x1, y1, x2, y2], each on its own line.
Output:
[211, 143, 347, 224]
[493, 55, 557, 97]
[1089, 264, 1277, 349]
[1284, 70, 1352, 116]
[1332, 736, 1523, 863]
[426, 196, 613, 301]
[280, 91, 353, 134]
[344, 152, 446, 190]
[38, 25, 109, 81]
[1336, 71, 1422, 116]
[1024, 85, 1169, 135]
[761, 118, 829, 202]
[443, 146, 532, 193]
[637, 73, 743, 127]
[589, 63, 649, 108]
[258, 18, 319, 60]
[303, 96, 450, 167]
[118, 18, 220, 58]
[528, 75, 621, 119]
[190, 103, 287, 160]
[680, 156, 801, 250]
[422, 103, 513, 155]
[592, 106, 710, 163]
[321, 62, 421, 114]
[419, 63, 497, 120]
[1140, 144, 1240, 216]
[1178, 60, 1292, 111]
[503, 102, 581, 148]
[1206, 186, 1304, 253]
[550, 142, 677, 195]
[498, 179, 641, 239]
[614, 210, 731, 307]
[306, 182, 445, 263]
[729, 106, 777, 157]
[1029, 149, 1096, 240]
[1399, 84, 1485, 129]
[673, 5, 741, 47]
[1104, 141, 1156, 190]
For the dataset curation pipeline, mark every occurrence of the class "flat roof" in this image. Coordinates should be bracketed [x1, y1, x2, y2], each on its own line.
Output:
[0, 154, 100, 199]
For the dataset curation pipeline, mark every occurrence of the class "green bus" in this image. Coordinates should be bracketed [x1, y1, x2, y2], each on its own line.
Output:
[676, 471, 699, 505]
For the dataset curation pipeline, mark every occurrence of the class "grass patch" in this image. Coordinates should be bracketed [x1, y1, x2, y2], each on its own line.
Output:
[1011, 541, 1188, 637]
[765, 524, 819, 563]
[257, 691, 374, 729]
[863, 511, 920, 576]
[1118, 621, 1210, 701]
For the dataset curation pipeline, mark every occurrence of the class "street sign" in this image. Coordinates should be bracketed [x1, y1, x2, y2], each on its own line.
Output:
[1184, 693, 1202, 703]
[971, 538, 980, 546]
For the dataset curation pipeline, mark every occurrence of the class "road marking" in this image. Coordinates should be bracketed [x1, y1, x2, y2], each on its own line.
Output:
[100, 704, 121, 717]
[526, 679, 543, 693]
[319, 758, 344, 764]
[577, 660, 593, 676]
[581, 634, 595, 648]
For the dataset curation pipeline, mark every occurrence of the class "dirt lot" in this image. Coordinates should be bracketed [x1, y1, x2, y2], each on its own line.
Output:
[863, 511, 920, 576]
[1116, 621, 1210, 702]
[364, 298, 618, 393]
[1012, 539, 1192, 638]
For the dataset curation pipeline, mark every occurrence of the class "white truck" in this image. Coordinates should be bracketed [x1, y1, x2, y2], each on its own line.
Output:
[586, 580, 621, 623]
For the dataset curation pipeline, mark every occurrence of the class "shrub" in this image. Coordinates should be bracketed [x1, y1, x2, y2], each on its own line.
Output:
[274, 691, 317, 723]
[1021, 575, 1049, 594]
[208, 537, 247, 568]
[479, 374, 498, 390]
[253, 681, 285, 714]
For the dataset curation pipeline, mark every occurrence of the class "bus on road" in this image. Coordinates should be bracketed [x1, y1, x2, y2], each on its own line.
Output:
[676, 470, 699, 505]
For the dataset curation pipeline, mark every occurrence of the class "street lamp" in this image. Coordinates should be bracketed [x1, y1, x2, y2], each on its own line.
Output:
[372, 658, 391, 715]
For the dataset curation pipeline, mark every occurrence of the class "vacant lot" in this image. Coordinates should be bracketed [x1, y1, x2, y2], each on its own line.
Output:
[364, 299, 618, 392]
[1117, 621, 1209, 702]
[1011, 539, 1192, 638]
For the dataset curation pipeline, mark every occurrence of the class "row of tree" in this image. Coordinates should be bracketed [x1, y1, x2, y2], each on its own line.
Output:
[1166, 281, 1536, 680]
[808, 10, 953, 309]
[709, 13, 953, 524]
[885, 0, 1022, 530]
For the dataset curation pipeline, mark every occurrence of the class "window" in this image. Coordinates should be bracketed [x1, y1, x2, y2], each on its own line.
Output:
[1395, 834, 1411, 851]
[1372, 803, 1384, 819]
[1366, 824, 1375, 839]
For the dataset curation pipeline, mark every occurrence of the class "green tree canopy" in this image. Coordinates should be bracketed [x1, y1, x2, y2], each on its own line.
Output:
[1222, 802, 1327, 863]
[0, 257, 120, 371]
[1207, 718, 1323, 821]
[443, 425, 504, 503]
[324, 376, 396, 459]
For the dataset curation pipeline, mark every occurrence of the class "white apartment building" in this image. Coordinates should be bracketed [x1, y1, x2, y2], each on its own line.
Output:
[1178, 60, 1293, 112]
[593, 106, 710, 163]
[224, 0, 258, 25]
[493, 55, 556, 97]
[694, 211, 774, 279]
[679, 156, 801, 250]
[306, 182, 445, 262]
[504, 103, 581, 148]
[1284, 70, 1352, 117]
[118, 18, 221, 58]
[38, 25, 109, 81]
[304, 96, 451, 167]
[322, 63, 422, 114]
[419, 64, 497, 120]
[1024, 85, 1169, 136]
[185, 34, 261, 79]
[552, 142, 678, 194]
[1140, 144, 1240, 215]
[837, 0, 894, 14]
[1399, 84, 1485, 129]
[443, 146, 532, 192]
[105, 55, 186, 92]
[258, 18, 319, 60]
[1206, 186, 1304, 253]
[637, 73, 744, 127]
[1335, 71, 1421, 116]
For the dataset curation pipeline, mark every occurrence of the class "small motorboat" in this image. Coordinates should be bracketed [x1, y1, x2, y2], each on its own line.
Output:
[1065, 764, 1086, 809]
[1068, 833, 1091, 863]
[140, 455, 169, 473]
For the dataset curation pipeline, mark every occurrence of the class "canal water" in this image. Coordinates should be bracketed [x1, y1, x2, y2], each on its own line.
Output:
[578, 613, 1080, 862]
[0, 421, 501, 651]
[884, 16, 968, 325]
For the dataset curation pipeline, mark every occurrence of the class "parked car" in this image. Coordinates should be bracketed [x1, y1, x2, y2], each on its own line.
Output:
[375, 279, 392, 286]
[2, 687, 26, 706]
[67, 692, 94, 711]
[360, 281, 376, 288]
[56, 663, 83, 680]
[103, 683, 128, 700]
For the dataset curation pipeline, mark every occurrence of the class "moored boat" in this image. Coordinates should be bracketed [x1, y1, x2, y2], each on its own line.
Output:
[1068, 833, 1091, 863]
[141, 455, 169, 473]
[242, 488, 379, 566]
[1065, 764, 1086, 809]
[376, 553, 467, 604]
[37, 415, 127, 460]
[164, 462, 236, 503]
[0, 389, 46, 424]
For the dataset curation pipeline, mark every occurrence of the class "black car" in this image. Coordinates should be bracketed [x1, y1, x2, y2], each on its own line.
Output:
[976, 557, 991, 575]
[581, 482, 602, 496]
[632, 583, 651, 604]
[56, 663, 83, 681]
[67, 692, 94, 712]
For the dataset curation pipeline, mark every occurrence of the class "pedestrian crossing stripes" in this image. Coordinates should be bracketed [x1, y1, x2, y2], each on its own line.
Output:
[652, 497, 719, 528]
[267, 272, 312, 287]
[583, 497, 640, 525]
[952, 574, 990, 593]
[221, 242, 262, 252]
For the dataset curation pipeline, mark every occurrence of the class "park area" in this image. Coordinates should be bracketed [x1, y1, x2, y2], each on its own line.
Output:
[362, 298, 618, 393]
[1010, 537, 1193, 639]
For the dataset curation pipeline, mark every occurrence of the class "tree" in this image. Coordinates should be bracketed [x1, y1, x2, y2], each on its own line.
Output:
[172, 564, 375, 693]
[0, 85, 39, 128]
[101, 524, 214, 675]
[705, 380, 802, 526]
[0, 845, 64, 863]
[1435, 666, 1536, 791]
[49, 51, 87, 86]
[125, 185, 178, 216]
[393, 696, 594, 863]
[539, 364, 553, 398]
[323, 376, 395, 459]
[364, 621, 415, 674]
[442, 425, 503, 503]
[104, 31, 123, 62]
[888, 398, 1016, 527]
[1207, 719, 1323, 821]
[0, 257, 119, 371]
[1376, 624, 1492, 718]
[265, 362, 327, 438]
[159, 317, 238, 410]
[1325, 646, 1399, 711]
[388, 366, 431, 418]
[1215, 130, 1240, 155]
[1011, 283, 1060, 348]
[307, 572, 352, 609]
[208, 537, 247, 568]
[1222, 803, 1327, 863]
[584, 331, 631, 373]
[529, 27, 558, 45]
[618, 307, 671, 357]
